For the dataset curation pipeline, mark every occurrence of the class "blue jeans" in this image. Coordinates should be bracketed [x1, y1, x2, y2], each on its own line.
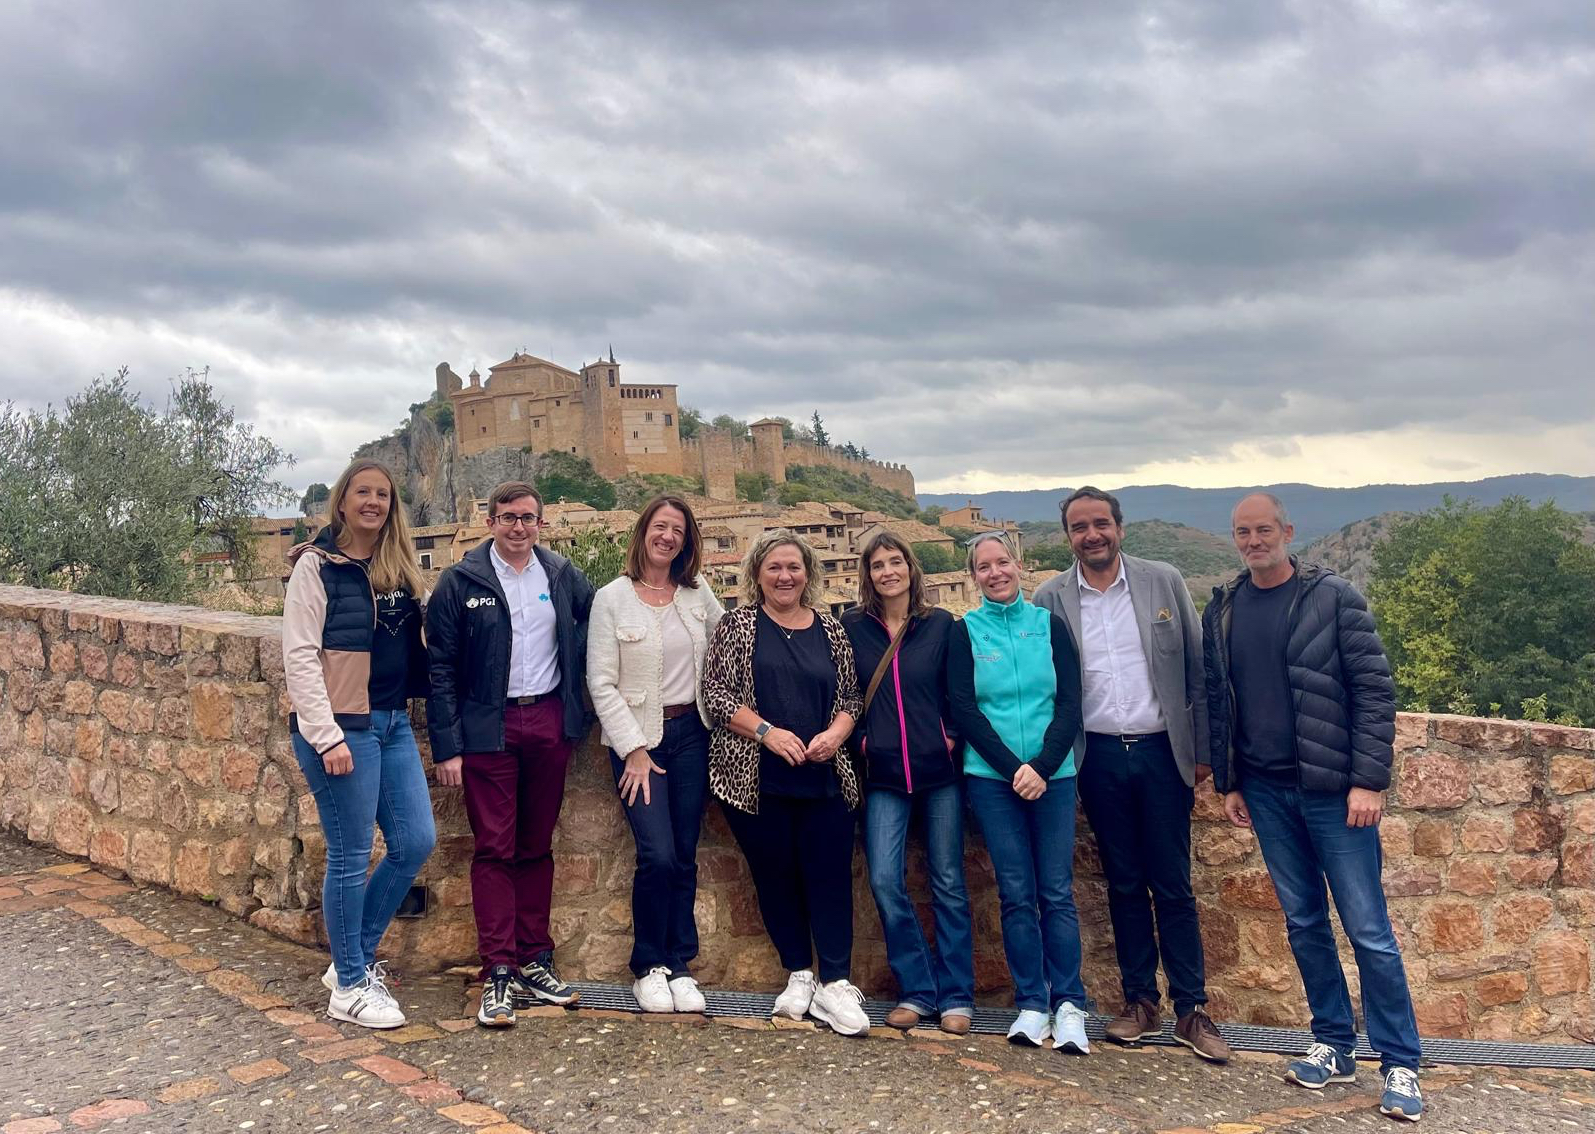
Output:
[610, 715, 710, 977]
[293, 710, 437, 988]
[966, 773, 1087, 1013]
[864, 783, 975, 1015]
[1241, 777, 1421, 1072]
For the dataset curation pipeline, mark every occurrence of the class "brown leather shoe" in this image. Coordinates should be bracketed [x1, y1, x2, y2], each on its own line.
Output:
[1104, 998, 1161, 1043]
[1174, 1008, 1231, 1063]
[939, 1012, 972, 1036]
[885, 1006, 922, 1030]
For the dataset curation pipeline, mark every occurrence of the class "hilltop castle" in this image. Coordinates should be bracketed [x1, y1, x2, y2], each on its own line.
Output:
[435, 351, 915, 500]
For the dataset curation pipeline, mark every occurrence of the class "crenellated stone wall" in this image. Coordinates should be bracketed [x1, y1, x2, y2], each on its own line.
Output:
[1, 586, 1590, 1043]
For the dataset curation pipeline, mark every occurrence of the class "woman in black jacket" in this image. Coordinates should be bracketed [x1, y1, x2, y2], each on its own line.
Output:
[842, 532, 973, 1035]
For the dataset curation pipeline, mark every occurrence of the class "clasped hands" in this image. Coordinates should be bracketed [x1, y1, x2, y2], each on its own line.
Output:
[759, 723, 846, 767]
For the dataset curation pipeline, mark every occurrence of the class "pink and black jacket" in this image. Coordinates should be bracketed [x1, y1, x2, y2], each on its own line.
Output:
[841, 606, 960, 795]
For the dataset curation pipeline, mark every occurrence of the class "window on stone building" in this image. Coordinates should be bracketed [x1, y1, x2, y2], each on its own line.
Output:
[632, 431, 638, 438]
[481, 426, 487, 434]
[664, 413, 672, 426]
[645, 411, 653, 422]
[419, 552, 433, 569]
[609, 373, 616, 387]
[534, 419, 541, 428]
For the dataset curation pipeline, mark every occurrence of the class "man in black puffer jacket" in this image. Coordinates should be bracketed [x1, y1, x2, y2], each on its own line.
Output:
[1202, 493, 1423, 1125]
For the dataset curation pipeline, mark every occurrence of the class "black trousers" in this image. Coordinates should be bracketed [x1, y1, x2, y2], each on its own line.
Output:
[721, 792, 855, 983]
[1078, 731, 1208, 1017]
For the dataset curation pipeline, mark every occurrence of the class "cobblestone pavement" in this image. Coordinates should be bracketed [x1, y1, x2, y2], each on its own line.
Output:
[3, 836, 1594, 1134]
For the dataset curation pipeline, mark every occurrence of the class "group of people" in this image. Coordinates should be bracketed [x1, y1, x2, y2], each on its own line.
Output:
[282, 459, 1425, 1125]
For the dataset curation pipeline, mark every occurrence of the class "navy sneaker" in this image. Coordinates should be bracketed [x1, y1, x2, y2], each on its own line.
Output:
[513, 956, 579, 1008]
[476, 964, 516, 1028]
[1380, 1067, 1423, 1122]
[1285, 1042, 1357, 1088]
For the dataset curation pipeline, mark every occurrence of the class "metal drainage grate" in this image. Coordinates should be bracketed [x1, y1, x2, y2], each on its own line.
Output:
[567, 982, 1595, 1070]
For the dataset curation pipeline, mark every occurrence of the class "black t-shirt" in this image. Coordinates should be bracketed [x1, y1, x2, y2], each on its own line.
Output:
[1229, 573, 1300, 784]
[753, 608, 840, 798]
[368, 578, 422, 711]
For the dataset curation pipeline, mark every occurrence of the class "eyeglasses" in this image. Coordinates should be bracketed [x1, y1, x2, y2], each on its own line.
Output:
[493, 512, 543, 528]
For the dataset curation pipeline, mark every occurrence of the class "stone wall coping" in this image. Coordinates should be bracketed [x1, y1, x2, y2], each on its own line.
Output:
[0, 584, 282, 640]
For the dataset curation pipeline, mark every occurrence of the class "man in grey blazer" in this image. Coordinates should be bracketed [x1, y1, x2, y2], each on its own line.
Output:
[1032, 487, 1228, 1063]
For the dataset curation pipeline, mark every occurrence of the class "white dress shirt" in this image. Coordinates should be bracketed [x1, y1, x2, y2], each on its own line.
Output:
[1078, 557, 1167, 736]
[491, 543, 560, 697]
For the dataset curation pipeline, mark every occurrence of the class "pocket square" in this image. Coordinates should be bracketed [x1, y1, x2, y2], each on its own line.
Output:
[1155, 607, 1172, 621]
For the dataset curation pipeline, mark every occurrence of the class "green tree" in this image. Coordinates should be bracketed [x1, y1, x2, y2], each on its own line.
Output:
[810, 410, 830, 447]
[912, 542, 961, 574]
[0, 368, 295, 601]
[736, 471, 774, 502]
[918, 505, 946, 525]
[301, 482, 331, 515]
[710, 414, 750, 439]
[1026, 543, 1075, 572]
[291, 518, 309, 544]
[677, 406, 704, 440]
[167, 369, 296, 584]
[529, 452, 618, 510]
[1370, 497, 1595, 724]
[564, 524, 628, 589]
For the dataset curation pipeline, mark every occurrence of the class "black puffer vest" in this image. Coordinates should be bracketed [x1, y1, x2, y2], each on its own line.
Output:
[288, 524, 428, 736]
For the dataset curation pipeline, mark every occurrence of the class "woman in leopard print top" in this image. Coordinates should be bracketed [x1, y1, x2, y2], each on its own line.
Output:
[701, 529, 869, 1036]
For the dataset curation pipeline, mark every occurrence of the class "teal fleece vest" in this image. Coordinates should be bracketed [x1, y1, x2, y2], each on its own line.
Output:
[960, 593, 1075, 781]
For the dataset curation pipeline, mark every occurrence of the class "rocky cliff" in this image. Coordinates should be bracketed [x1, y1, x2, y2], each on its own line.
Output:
[353, 410, 554, 525]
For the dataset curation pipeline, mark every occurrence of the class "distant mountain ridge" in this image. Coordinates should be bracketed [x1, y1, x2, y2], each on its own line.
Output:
[920, 474, 1595, 542]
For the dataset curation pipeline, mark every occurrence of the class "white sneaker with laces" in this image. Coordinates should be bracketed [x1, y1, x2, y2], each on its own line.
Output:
[772, 969, 817, 1020]
[668, 974, 707, 1013]
[328, 976, 406, 1029]
[809, 978, 870, 1036]
[1052, 1002, 1090, 1053]
[633, 966, 674, 1012]
[1007, 1008, 1052, 1046]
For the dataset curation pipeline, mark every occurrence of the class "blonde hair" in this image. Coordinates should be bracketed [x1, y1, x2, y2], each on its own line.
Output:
[740, 528, 825, 609]
[965, 530, 1022, 575]
[326, 459, 425, 597]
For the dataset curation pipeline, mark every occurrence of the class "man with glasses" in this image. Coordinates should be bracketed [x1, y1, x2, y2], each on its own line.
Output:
[427, 481, 595, 1027]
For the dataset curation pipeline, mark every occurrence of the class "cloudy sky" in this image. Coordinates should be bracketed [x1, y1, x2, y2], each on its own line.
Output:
[3, 1, 1592, 495]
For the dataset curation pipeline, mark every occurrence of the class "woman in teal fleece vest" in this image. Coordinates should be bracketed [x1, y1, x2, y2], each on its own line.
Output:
[947, 532, 1090, 1053]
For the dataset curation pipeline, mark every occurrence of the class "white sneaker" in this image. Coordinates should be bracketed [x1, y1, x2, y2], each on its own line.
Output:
[772, 969, 817, 1020]
[1052, 1002, 1090, 1053]
[1007, 1008, 1051, 1046]
[328, 976, 406, 1029]
[321, 961, 336, 990]
[632, 966, 674, 1012]
[668, 974, 707, 1013]
[810, 979, 870, 1036]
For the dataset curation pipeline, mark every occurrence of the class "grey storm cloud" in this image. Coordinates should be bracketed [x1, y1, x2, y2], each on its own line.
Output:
[1, 0, 1592, 489]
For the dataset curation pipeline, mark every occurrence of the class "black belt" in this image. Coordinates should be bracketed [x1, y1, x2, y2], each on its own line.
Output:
[1087, 730, 1169, 749]
[506, 687, 560, 707]
[662, 703, 697, 720]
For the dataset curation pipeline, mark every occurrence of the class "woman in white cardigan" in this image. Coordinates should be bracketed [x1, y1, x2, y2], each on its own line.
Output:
[587, 495, 724, 1013]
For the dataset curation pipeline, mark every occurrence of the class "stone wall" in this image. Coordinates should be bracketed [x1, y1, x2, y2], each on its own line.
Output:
[2, 586, 1590, 1043]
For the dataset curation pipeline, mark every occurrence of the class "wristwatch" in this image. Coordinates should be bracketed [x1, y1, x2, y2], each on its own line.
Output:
[754, 720, 772, 743]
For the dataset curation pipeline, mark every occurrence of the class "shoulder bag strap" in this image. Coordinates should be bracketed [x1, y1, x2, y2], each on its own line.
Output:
[862, 617, 911, 716]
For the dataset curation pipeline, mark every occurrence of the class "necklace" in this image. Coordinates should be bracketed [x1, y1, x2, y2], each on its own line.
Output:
[762, 604, 809, 641]
[636, 578, 672, 591]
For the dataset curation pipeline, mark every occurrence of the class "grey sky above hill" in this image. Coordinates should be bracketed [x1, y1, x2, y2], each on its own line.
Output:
[2, 1, 1592, 493]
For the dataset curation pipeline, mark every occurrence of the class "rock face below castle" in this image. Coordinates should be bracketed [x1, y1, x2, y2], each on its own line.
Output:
[426, 352, 915, 509]
[356, 408, 564, 526]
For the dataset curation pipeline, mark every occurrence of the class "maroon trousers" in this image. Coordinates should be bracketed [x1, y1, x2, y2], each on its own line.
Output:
[460, 698, 573, 973]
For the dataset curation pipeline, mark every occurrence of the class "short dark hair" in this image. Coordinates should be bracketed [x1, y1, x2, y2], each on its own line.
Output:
[1061, 485, 1123, 527]
[624, 495, 703, 588]
[488, 481, 542, 519]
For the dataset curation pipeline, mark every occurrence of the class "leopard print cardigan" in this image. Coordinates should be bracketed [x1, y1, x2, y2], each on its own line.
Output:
[702, 603, 862, 814]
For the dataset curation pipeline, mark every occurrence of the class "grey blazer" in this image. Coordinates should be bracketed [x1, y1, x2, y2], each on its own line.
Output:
[1032, 553, 1210, 786]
